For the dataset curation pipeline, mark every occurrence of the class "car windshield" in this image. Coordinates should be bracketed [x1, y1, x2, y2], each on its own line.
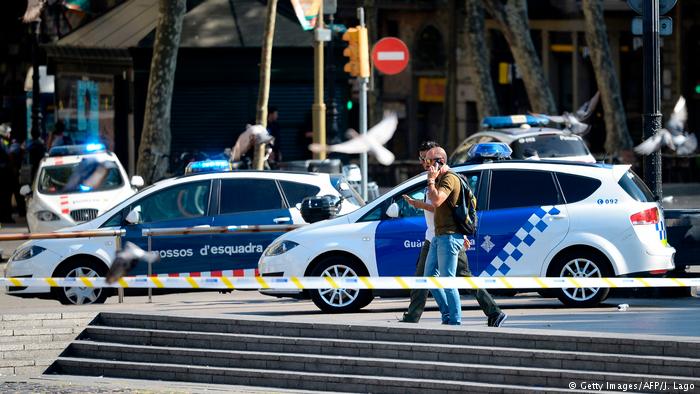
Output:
[510, 134, 590, 159]
[38, 160, 125, 194]
[330, 175, 365, 208]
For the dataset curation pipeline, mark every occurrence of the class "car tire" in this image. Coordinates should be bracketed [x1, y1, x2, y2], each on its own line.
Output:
[52, 259, 110, 305]
[548, 250, 612, 307]
[309, 256, 373, 313]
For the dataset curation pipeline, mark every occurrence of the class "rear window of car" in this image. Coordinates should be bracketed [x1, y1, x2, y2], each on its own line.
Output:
[489, 170, 560, 210]
[618, 170, 655, 202]
[510, 134, 590, 159]
[555, 173, 602, 203]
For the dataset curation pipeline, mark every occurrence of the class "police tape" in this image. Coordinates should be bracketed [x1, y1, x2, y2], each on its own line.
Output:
[2, 276, 699, 290]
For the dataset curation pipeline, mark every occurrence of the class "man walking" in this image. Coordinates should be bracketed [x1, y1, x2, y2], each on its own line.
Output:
[421, 146, 507, 327]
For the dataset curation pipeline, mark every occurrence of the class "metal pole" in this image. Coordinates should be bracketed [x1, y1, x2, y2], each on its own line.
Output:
[115, 235, 124, 303]
[642, 0, 663, 199]
[312, 1, 327, 160]
[147, 235, 152, 303]
[30, 21, 42, 140]
[327, 13, 339, 143]
[358, 7, 368, 201]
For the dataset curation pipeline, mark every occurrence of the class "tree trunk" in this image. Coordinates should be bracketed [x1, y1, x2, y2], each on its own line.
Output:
[483, 0, 556, 114]
[136, 0, 186, 184]
[464, 0, 499, 120]
[253, 0, 278, 170]
[582, 0, 633, 154]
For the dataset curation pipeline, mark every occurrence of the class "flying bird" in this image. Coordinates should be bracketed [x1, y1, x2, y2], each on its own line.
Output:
[309, 112, 398, 166]
[532, 91, 600, 135]
[230, 124, 274, 161]
[106, 242, 160, 284]
[634, 96, 698, 155]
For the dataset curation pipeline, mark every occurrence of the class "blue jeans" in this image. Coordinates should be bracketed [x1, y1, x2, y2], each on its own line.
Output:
[423, 233, 463, 325]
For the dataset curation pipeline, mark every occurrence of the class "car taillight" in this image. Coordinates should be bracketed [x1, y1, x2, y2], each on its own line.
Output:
[630, 207, 659, 225]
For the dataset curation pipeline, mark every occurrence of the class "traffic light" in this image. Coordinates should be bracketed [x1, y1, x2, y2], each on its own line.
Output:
[342, 27, 370, 78]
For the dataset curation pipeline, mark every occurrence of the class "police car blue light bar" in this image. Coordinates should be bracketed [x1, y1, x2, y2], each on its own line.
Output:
[49, 143, 107, 157]
[481, 115, 549, 129]
[185, 160, 232, 174]
[466, 142, 513, 162]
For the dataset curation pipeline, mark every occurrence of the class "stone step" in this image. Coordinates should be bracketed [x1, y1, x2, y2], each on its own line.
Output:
[49, 357, 578, 394]
[82, 325, 700, 378]
[97, 312, 700, 358]
[62, 341, 700, 390]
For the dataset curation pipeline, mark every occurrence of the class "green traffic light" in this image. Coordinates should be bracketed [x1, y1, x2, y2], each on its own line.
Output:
[695, 84, 700, 95]
[347, 100, 353, 110]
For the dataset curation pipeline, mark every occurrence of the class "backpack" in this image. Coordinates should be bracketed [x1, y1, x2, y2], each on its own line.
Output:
[449, 171, 478, 235]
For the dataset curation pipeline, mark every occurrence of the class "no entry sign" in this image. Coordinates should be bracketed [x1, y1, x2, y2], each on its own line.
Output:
[371, 37, 409, 75]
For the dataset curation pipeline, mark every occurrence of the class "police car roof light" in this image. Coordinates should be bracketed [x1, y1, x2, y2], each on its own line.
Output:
[48, 143, 107, 157]
[466, 142, 513, 162]
[186, 159, 232, 174]
[481, 115, 549, 129]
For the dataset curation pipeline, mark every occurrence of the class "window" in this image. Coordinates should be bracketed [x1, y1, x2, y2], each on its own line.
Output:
[38, 161, 124, 194]
[393, 186, 427, 218]
[489, 170, 559, 210]
[556, 173, 601, 203]
[618, 170, 655, 202]
[220, 179, 283, 214]
[510, 134, 590, 159]
[279, 181, 320, 207]
[126, 181, 211, 224]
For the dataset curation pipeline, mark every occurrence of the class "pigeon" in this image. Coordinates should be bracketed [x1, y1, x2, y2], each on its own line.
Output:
[532, 91, 600, 136]
[106, 242, 160, 284]
[309, 112, 398, 166]
[634, 96, 698, 155]
[230, 124, 274, 161]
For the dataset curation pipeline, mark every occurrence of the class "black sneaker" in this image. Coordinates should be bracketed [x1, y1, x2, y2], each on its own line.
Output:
[488, 312, 507, 327]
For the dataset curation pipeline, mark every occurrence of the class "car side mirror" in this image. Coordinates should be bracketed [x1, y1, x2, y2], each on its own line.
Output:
[19, 185, 32, 197]
[386, 202, 400, 218]
[125, 208, 141, 225]
[130, 175, 144, 188]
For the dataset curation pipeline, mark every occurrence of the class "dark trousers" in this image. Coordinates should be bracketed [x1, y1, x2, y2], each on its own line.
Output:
[402, 239, 501, 322]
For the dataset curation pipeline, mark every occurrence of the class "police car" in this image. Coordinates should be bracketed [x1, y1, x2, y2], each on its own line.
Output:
[21, 144, 143, 233]
[6, 168, 363, 304]
[258, 143, 675, 312]
[450, 115, 596, 165]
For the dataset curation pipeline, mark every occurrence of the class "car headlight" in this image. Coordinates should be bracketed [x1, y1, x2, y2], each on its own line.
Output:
[264, 240, 299, 256]
[36, 210, 60, 221]
[11, 245, 46, 261]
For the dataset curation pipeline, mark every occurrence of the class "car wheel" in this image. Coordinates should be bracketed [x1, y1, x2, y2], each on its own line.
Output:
[52, 259, 109, 305]
[549, 250, 611, 307]
[309, 256, 373, 313]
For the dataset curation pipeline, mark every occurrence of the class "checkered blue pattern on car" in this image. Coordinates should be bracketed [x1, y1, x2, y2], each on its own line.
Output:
[484, 205, 561, 276]
[655, 220, 667, 243]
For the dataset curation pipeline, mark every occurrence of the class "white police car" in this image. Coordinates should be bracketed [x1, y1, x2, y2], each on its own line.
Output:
[6, 168, 363, 304]
[22, 144, 143, 233]
[258, 143, 675, 312]
[450, 115, 596, 164]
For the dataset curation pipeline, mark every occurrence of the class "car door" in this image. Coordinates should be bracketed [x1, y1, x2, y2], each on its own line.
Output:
[372, 184, 428, 276]
[476, 169, 569, 277]
[121, 179, 214, 276]
[208, 178, 292, 273]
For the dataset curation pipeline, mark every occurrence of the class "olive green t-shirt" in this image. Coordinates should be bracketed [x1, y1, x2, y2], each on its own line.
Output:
[433, 172, 460, 235]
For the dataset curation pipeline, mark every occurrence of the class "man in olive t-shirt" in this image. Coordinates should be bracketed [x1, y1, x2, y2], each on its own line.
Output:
[423, 146, 507, 327]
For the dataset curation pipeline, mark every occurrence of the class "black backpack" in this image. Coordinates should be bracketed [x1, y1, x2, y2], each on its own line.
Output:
[449, 171, 478, 236]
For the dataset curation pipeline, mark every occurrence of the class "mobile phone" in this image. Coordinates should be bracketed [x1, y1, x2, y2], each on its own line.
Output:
[433, 159, 444, 170]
